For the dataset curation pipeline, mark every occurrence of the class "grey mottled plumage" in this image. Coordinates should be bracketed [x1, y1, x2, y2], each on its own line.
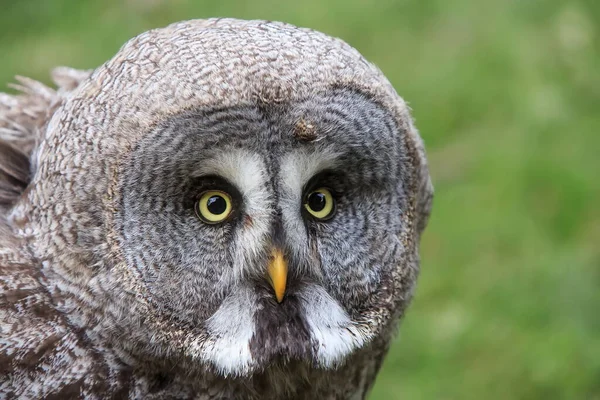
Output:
[0, 19, 433, 399]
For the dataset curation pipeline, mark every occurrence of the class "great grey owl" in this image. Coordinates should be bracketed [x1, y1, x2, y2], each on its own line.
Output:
[0, 19, 433, 399]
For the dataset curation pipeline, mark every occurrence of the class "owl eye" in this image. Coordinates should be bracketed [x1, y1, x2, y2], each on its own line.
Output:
[195, 190, 233, 224]
[304, 188, 335, 220]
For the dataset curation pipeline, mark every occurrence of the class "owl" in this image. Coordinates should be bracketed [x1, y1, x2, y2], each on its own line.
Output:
[0, 19, 433, 399]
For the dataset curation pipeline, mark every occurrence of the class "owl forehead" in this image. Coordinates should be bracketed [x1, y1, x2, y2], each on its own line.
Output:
[131, 88, 403, 193]
[45, 19, 408, 155]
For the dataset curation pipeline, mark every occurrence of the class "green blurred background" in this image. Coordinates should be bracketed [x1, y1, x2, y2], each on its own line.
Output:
[1, 0, 598, 398]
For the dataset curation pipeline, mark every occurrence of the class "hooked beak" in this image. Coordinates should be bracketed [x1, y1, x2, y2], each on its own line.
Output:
[267, 248, 288, 303]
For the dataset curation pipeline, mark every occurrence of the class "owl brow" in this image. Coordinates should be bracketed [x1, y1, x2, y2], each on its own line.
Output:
[302, 169, 346, 195]
[191, 175, 239, 196]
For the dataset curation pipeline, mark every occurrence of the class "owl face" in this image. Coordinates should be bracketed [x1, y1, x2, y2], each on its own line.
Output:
[116, 88, 410, 375]
[21, 19, 431, 380]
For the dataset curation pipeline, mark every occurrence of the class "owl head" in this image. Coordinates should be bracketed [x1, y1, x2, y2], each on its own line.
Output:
[13, 19, 432, 377]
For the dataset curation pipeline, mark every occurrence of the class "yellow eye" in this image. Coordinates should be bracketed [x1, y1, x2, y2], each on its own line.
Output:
[304, 188, 335, 220]
[195, 190, 233, 224]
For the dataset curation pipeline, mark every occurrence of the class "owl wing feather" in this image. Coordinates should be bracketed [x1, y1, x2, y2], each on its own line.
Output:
[0, 68, 91, 213]
[0, 69, 130, 399]
[0, 221, 132, 398]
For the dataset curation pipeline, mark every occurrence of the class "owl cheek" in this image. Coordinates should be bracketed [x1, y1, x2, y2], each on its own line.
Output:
[199, 286, 258, 375]
[296, 284, 373, 367]
[316, 247, 387, 310]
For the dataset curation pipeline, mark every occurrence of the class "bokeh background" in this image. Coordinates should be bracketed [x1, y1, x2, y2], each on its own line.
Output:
[2, 0, 598, 398]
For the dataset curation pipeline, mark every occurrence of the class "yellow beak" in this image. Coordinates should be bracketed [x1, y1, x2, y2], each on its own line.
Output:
[267, 248, 288, 303]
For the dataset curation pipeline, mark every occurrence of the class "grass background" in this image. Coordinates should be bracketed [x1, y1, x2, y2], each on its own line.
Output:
[1, 0, 598, 398]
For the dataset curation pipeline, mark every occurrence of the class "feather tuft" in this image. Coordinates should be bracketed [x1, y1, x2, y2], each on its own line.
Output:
[0, 68, 91, 212]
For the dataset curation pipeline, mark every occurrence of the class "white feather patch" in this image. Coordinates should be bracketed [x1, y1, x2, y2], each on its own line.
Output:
[192, 149, 272, 281]
[279, 148, 341, 196]
[199, 287, 257, 376]
[278, 148, 342, 268]
[299, 284, 371, 367]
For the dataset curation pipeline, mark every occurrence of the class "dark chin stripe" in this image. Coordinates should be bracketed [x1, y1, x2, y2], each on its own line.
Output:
[248, 293, 312, 366]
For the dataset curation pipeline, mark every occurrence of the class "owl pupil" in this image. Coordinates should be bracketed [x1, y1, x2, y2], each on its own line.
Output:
[308, 192, 326, 212]
[206, 196, 227, 215]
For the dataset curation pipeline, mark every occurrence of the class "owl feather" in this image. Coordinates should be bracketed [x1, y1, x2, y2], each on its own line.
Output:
[0, 68, 91, 211]
[0, 19, 432, 399]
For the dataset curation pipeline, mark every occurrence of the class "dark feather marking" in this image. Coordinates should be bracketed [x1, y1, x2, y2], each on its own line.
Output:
[0, 141, 30, 210]
[249, 292, 312, 366]
[293, 118, 318, 142]
[45, 377, 85, 400]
